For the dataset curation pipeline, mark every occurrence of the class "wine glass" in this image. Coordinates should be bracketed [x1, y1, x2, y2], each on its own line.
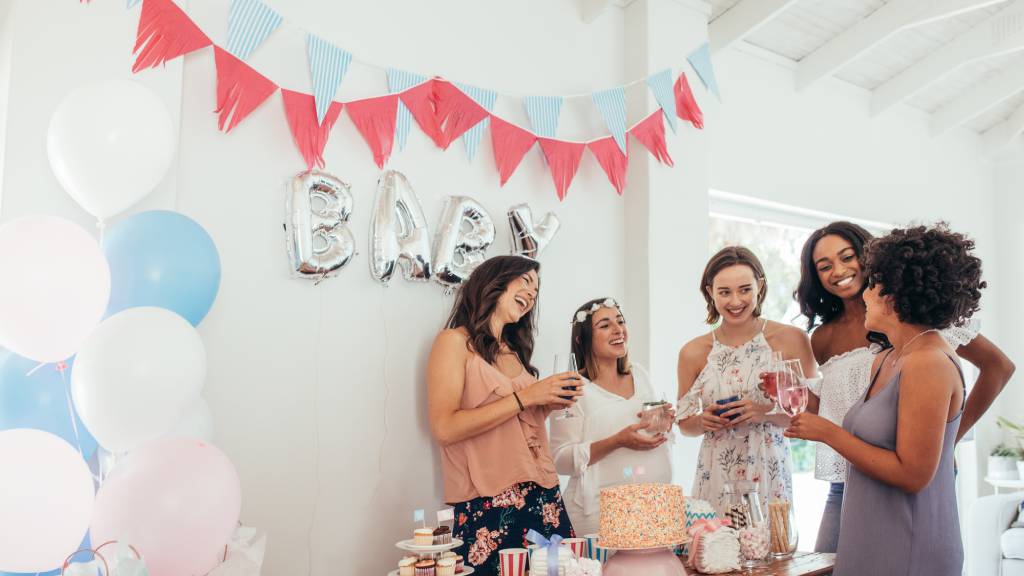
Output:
[778, 362, 809, 417]
[763, 351, 784, 415]
[553, 354, 579, 420]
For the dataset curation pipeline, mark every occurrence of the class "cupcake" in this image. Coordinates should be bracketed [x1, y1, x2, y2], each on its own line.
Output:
[433, 525, 452, 545]
[454, 555, 464, 573]
[436, 557, 456, 576]
[398, 556, 417, 576]
[414, 527, 435, 546]
[414, 559, 436, 576]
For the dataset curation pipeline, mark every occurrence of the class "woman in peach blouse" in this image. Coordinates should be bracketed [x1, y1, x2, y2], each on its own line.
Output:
[428, 256, 580, 575]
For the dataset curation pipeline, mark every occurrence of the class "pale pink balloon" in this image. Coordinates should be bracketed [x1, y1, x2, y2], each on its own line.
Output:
[0, 429, 94, 573]
[0, 215, 110, 362]
[91, 438, 241, 576]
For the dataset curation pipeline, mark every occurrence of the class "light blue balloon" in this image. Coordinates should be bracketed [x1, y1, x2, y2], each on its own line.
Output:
[0, 351, 98, 459]
[104, 210, 221, 326]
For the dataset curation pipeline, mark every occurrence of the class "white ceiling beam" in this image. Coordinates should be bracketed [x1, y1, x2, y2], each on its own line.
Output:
[871, 0, 1024, 116]
[983, 101, 1024, 153]
[578, 0, 638, 22]
[931, 65, 1024, 136]
[709, 0, 801, 55]
[796, 0, 1006, 91]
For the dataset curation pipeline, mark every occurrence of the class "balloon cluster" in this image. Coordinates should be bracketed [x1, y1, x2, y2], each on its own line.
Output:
[0, 80, 239, 576]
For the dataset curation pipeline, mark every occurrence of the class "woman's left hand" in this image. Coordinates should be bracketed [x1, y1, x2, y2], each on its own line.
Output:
[718, 397, 769, 427]
[784, 413, 838, 443]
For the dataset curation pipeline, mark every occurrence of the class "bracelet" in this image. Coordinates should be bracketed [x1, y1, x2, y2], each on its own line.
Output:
[512, 391, 525, 412]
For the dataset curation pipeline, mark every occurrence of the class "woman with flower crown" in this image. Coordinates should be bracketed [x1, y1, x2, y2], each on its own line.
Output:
[549, 297, 674, 535]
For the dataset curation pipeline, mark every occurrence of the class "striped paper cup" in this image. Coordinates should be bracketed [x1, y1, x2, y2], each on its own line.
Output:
[562, 538, 586, 559]
[499, 547, 527, 576]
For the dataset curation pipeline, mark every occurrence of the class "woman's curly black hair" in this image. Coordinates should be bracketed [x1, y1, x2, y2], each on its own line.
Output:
[863, 223, 985, 329]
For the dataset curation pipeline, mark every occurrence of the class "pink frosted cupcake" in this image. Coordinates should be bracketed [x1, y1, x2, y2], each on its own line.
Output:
[414, 559, 436, 576]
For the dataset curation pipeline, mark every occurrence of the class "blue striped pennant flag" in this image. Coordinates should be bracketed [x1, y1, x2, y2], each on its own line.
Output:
[226, 0, 282, 61]
[646, 69, 678, 134]
[687, 42, 721, 101]
[453, 82, 498, 161]
[523, 96, 563, 138]
[388, 68, 428, 151]
[306, 34, 352, 124]
[592, 86, 628, 154]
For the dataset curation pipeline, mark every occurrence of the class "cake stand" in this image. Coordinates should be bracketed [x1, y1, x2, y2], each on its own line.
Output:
[390, 539, 473, 576]
[386, 568, 474, 576]
[600, 539, 690, 576]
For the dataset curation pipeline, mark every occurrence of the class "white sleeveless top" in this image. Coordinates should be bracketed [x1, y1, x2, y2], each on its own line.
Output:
[812, 321, 979, 482]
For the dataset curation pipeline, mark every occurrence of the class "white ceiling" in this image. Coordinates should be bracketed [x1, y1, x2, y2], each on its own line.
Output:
[707, 0, 1024, 154]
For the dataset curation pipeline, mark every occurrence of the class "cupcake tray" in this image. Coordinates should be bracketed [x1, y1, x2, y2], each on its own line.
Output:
[387, 568, 474, 576]
[395, 538, 463, 554]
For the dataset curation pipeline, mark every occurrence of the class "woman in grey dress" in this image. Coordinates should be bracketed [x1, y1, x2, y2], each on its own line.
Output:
[785, 223, 987, 576]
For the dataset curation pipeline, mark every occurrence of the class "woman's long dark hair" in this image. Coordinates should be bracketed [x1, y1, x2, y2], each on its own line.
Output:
[794, 221, 889, 347]
[570, 298, 631, 381]
[446, 255, 541, 377]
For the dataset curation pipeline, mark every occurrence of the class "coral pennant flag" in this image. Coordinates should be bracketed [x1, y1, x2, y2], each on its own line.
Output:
[490, 116, 536, 186]
[346, 95, 398, 169]
[588, 136, 628, 196]
[398, 80, 443, 148]
[433, 81, 491, 150]
[214, 47, 278, 132]
[132, 0, 212, 73]
[629, 112, 674, 167]
[674, 73, 704, 130]
[281, 89, 342, 170]
[538, 138, 586, 201]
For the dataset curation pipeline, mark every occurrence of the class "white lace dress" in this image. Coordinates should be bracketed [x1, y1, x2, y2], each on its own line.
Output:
[678, 325, 793, 513]
[812, 322, 979, 482]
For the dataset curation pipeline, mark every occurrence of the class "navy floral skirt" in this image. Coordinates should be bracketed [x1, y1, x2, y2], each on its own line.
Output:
[452, 482, 575, 576]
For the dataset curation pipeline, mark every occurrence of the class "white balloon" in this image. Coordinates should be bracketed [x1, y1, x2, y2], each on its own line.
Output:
[72, 307, 206, 452]
[0, 429, 94, 573]
[47, 79, 176, 219]
[165, 396, 214, 442]
[0, 215, 110, 362]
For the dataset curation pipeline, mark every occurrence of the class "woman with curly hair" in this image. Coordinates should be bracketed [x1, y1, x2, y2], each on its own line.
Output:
[791, 222, 1013, 553]
[428, 256, 579, 574]
[786, 224, 988, 575]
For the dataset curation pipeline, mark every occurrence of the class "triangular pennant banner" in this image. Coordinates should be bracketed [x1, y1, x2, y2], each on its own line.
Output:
[592, 86, 628, 153]
[131, 0, 212, 73]
[346, 94, 399, 169]
[490, 116, 536, 186]
[398, 80, 443, 147]
[523, 96, 562, 138]
[538, 138, 585, 201]
[646, 69, 678, 134]
[588, 136, 628, 195]
[281, 89, 342, 170]
[674, 72, 704, 130]
[226, 0, 282, 60]
[306, 34, 352, 124]
[453, 82, 498, 161]
[127, 0, 142, 8]
[630, 111, 674, 167]
[213, 46, 279, 132]
[388, 69, 428, 151]
[434, 81, 491, 151]
[687, 42, 720, 101]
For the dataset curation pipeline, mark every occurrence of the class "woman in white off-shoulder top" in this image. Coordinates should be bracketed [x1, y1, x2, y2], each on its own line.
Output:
[789, 221, 1014, 553]
[549, 298, 674, 536]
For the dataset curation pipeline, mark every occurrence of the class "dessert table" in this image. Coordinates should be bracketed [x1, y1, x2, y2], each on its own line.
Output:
[680, 551, 835, 575]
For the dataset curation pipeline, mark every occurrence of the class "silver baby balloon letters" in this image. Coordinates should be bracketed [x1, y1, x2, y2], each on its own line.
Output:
[285, 171, 356, 280]
[432, 196, 495, 289]
[370, 170, 432, 284]
[508, 203, 560, 259]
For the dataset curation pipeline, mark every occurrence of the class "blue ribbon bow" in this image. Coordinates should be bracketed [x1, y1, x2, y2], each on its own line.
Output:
[525, 529, 563, 576]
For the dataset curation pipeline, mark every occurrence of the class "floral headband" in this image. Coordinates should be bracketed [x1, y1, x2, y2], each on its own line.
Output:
[573, 298, 622, 325]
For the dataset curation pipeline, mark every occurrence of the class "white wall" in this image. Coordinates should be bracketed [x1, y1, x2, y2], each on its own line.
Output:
[0, 0, 1013, 574]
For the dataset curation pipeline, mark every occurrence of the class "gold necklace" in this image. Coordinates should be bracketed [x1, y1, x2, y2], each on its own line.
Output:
[890, 329, 939, 368]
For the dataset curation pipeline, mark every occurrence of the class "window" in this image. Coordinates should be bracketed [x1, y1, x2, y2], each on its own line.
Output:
[708, 189, 890, 550]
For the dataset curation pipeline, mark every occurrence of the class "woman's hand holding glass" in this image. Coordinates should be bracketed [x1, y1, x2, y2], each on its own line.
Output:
[521, 372, 583, 409]
[615, 422, 667, 451]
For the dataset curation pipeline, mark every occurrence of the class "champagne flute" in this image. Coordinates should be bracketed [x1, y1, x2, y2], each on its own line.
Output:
[778, 361, 809, 417]
[763, 351, 784, 415]
[553, 354, 579, 420]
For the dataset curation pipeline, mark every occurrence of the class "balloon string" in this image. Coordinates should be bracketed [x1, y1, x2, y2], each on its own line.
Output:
[371, 285, 390, 504]
[306, 286, 324, 576]
[57, 363, 85, 460]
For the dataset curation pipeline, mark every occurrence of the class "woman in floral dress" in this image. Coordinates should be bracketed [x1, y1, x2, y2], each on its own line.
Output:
[676, 246, 817, 512]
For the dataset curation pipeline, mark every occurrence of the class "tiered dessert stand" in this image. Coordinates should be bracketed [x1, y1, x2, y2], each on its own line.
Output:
[387, 538, 475, 576]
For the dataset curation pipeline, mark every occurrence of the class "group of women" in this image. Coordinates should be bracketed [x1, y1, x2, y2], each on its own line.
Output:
[426, 221, 1014, 576]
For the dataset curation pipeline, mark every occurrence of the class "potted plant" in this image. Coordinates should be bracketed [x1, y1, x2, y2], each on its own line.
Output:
[989, 444, 1022, 479]
[997, 416, 1024, 480]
